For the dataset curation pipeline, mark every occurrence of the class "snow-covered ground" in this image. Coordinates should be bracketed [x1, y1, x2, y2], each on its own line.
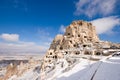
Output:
[93, 57, 120, 80]
[56, 59, 97, 80]
[7, 55, 120, 80]
[55, 56, 120, 80]
[8, 65, 41, 80]
[8, 69, 40, 80]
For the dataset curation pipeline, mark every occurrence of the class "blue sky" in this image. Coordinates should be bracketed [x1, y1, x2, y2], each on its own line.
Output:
[0, 0, 120, 54]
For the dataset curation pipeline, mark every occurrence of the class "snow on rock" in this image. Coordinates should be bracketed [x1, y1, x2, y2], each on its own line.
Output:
[7, 56, 120, 80]
[8, 65, 41, 80]
[56, 59, 97, 80]
[55, 56, 120, 80]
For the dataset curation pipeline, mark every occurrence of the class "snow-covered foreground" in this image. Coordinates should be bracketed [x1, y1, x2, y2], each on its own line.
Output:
[7, 56, 120, 80]
[54, 56, 120, 80]
[8, 68, 41, 80]
[93, 57, 120, 80]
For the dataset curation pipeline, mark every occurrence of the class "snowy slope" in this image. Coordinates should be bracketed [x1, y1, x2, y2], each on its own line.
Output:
[56, 59, 97, 80]
[92, 57, 120, 80]
[55, 56, 120, 80]
[8, 56, 120, 80]
[8, 65, 41, 80]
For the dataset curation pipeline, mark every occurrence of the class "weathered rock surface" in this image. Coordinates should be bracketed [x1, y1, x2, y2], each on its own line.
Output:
[41, 20, 120, 78]
[0, 58, 42, 80]
[41, 20, 100, 72]
[50, 20, 99, 51]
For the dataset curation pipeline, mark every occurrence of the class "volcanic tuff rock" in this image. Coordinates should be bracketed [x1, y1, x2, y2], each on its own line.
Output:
[40, 20, 120, 80]
[0, 58, 41, 80]
[41, 21, 100, 71]
[50, 20, 99, 51]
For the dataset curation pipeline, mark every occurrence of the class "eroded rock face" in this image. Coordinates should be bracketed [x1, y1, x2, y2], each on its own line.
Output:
[50, 21, 99, 50]
[41, 21, 100, 71]
[40, 20, 120, 80]
[0, 58, 42, 80]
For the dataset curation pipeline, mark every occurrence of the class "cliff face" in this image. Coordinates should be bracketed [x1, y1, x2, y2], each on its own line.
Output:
[50, 20, 99, 51]
[41, 20, 120, 80]
[41, 20, 100, 71]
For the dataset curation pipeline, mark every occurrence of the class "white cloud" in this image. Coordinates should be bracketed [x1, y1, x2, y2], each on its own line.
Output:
[91, 16, 120, 34]
[74, 0, 117, 17]
[0, 33, 19, 42]
[0, 33, 48, 54]
[0, 41, 48, 54]
[59, 25, 66, 33]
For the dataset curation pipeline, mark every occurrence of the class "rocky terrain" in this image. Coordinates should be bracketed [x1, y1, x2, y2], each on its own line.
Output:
[0, 55, 43, 80]
[41, 20, 120, 80]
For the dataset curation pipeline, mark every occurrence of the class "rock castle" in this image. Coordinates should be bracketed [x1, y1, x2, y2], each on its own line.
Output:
[41, 20, 120, 77]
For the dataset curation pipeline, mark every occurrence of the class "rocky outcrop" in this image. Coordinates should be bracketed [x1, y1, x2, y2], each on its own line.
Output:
[41, 20, 120, 79]
[0, 58, 42, 80]
[50, 21, 99, 51]
[41, 20, 100, 72]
